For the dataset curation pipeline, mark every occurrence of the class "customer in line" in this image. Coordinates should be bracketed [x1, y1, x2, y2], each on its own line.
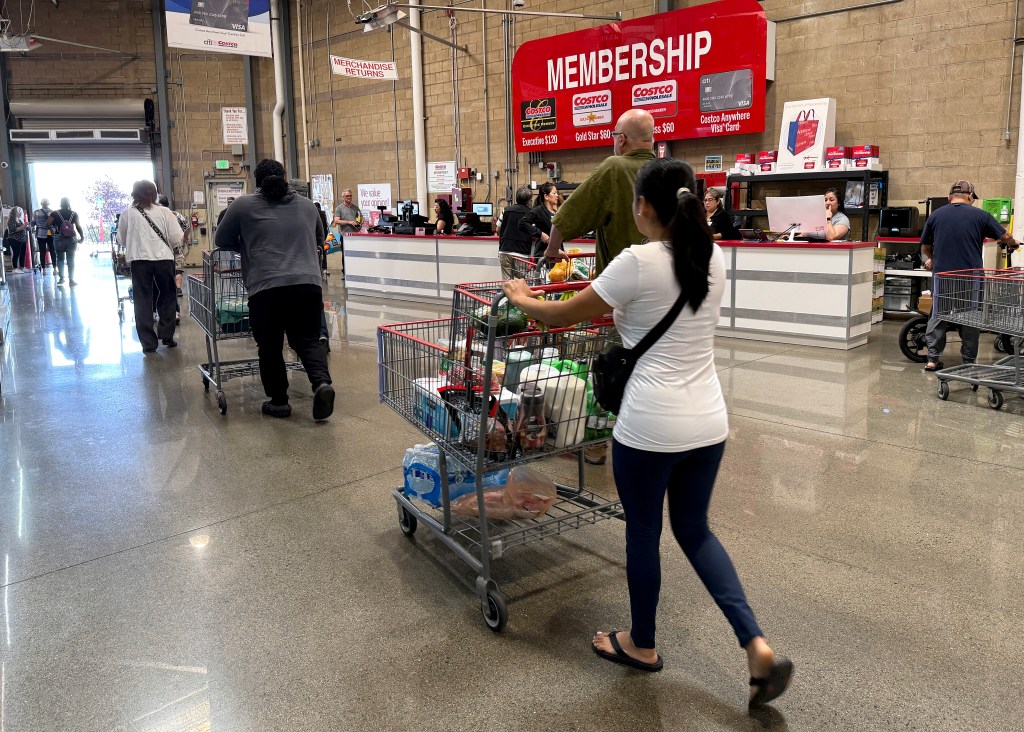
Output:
[503, 158, 793, 708]
[433, 198, 455, 235]
[703, 188, 740, 241]
[921, 179, 1018, 371]
[216, 159, 335, 421]
[497, 186, 534, 278]
[7, 206, 30, 273]
[47, 198, 84, 286]
[117, 181, 182, 352]
[521, 181, 560, 258]
[543, 108, 656, 273]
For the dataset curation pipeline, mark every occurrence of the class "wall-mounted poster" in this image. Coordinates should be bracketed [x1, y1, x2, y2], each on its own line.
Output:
[221, 107, 248, 145]
[165, 1, 272, 58]
[512, 0, 774, 152]
[776, 98, 837, 173]
[311, 174, 334, 220]
[427, 162, 456, 194]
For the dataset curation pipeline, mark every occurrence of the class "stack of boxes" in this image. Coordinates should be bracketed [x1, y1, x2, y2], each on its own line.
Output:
[731, 145, 882, 175]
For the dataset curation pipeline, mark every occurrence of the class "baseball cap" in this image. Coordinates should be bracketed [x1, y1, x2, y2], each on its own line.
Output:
[949, 180, 978, 199]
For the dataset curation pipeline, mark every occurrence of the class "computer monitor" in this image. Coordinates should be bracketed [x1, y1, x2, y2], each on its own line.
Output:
[401, 200, 420, 217]
[472, 202, 493, 217]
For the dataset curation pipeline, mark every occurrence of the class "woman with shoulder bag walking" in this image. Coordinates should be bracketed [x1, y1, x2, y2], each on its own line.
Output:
[502, 158, 793, 708]
[117, 181, 183, 352]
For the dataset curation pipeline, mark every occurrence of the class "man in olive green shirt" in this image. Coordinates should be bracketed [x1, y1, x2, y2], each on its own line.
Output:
[544, 109, 656, 274]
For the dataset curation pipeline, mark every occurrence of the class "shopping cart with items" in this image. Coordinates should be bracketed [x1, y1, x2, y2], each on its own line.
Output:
[377, 279, 623, 631]
[187, 248, 304, 414]
[505, 251, 596, 285]
[932, 268, 1024, 409]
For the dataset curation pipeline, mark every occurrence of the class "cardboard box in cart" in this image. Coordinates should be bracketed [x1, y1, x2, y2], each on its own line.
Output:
[776, 98, 837, 173]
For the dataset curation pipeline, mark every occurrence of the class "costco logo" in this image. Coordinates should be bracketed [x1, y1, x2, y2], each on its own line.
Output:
[572, 89, 612, 128]
[631, 80, 677, 118]
[632, 80, 677, 105]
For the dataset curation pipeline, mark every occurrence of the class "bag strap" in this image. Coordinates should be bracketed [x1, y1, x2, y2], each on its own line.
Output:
[136, 206, 172, 251]
[629, 289, 689, 362]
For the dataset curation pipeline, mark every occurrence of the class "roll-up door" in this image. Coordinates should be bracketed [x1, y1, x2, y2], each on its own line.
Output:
[8, 98, 152, 163]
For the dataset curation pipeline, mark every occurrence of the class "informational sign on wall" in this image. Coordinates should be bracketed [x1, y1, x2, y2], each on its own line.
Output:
[427, 162, 456, 193]
[165, 1, 272, 58]
[357, 183, 393, 225]
[704, 155, 723, 172]
[214, 182, 245, 206]
[330, 55, 399, 80]
[221, 107, 249, 145]
[311, 174, 334, 221]
[511, 0, 772, 152]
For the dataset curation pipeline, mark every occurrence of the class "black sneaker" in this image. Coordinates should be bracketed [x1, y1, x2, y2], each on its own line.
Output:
[312, 383, 335, 421]
[162, 338, 178, 348]
[262, 401, 292, 418]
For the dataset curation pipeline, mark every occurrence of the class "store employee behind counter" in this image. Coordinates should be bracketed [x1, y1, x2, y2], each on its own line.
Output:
[704, 188, 740, 241]
[798, 188, 850, 241]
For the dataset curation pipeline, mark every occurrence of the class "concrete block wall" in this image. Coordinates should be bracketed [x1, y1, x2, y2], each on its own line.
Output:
[0, 1, 1020, 217]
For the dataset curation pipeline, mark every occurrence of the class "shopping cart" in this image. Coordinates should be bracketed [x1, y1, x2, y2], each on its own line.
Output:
[933, 268, 1024, 408]
[506, 251, 596, 284]
[377, 280, 623, 631]
[187, 248, 304, 414]
[111, 234, 132, 322]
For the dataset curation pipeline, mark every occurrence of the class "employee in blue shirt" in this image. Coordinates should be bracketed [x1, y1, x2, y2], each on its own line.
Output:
[921, 180, 1018, 371]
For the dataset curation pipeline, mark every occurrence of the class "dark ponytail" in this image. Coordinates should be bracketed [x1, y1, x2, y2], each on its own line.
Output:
[634, 158, 713, 313]
[254, 158, 289, 201]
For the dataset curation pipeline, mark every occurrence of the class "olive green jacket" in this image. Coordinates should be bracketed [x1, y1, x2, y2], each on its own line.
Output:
[552, 148, 655, 273]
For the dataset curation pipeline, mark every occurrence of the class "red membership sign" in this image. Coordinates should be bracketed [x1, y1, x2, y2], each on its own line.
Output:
[512, 0, 770, 153]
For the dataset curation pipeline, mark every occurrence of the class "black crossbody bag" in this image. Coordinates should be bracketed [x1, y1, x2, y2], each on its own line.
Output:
[592, 290, 688, 414]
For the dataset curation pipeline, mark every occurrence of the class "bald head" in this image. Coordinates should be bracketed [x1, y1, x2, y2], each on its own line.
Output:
[613, 109, 655, 155]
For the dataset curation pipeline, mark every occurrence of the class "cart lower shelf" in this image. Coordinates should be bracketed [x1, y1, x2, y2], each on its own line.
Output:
[392, 481, 623, 632]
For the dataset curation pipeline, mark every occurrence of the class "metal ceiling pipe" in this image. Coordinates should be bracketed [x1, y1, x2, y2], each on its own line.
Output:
[271, 0, 287, 165]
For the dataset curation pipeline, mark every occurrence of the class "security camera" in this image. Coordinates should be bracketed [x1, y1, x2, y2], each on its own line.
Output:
[513, 0, 525, 7]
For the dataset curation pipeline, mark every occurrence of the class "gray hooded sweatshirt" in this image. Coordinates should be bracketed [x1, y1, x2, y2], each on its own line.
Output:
[215, 188, 325, 297]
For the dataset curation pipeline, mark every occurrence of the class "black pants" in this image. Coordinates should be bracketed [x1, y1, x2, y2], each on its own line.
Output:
[248, 284, 331, 403]
[131, 259, 177, 349]
[11, 238, 28, 269]
[37, 236, 54, 267]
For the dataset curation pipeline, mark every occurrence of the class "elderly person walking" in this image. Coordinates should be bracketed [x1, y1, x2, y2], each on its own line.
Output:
[117, 181, 183, 352]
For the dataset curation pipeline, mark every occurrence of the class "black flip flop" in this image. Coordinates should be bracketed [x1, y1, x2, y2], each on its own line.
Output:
[924, 361, 944, 372]
[591, 631, 664, 672]
[749, 657, 794, 707]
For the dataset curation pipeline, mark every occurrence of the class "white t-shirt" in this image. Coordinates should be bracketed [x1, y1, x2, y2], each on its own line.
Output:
[117, 205, 183, 264]
[590, 240, 728, 452]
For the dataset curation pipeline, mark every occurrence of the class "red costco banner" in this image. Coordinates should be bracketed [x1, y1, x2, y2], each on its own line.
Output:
[512, 0, 769, 153]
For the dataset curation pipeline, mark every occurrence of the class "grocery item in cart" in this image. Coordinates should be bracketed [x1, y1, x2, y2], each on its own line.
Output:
[470, 303, 530, 337]
[413, 377, 461, 438]
[515, 383, 548, 451]
[403, 443, 510, 508]
[518, 363, 589, 448]
[450, 466, 557, 520]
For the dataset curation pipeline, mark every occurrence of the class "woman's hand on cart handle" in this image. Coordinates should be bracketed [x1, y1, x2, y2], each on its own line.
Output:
[502, 278, 545, 306]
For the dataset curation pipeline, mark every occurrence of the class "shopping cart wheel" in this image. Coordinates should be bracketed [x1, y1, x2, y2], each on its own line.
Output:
[398, 506, 417, 536]
[898, 316, 929, 363]
[481, 588, 507, 632]
[988, 390, 1004, 410]
[217, 391, 227, 415]
[937, 381, 949, 400]
[202, 375, 210, 392]
[995, 335, 1010, 353]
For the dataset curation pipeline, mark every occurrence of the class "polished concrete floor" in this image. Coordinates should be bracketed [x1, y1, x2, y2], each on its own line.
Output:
[0, 256, 1022, 731]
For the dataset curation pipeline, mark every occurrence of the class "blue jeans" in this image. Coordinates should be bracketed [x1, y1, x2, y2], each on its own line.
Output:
[612, 439, 762, 649]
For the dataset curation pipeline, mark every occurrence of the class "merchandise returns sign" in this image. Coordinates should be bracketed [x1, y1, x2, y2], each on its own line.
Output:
[512, 0, 772, 153]
[330, 55, 399, 80]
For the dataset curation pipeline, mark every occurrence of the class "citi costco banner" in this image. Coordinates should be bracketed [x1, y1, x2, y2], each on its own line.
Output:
[165, 1, 272, 58]
[512, 0, 771, 153]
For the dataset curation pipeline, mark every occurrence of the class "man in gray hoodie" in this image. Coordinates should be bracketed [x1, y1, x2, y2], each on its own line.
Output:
[215, 159, 334, 421]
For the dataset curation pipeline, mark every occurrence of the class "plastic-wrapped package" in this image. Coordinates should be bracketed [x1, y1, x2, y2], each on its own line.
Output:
[451, 466, 557, 520]
[403, 444, 509, 508]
